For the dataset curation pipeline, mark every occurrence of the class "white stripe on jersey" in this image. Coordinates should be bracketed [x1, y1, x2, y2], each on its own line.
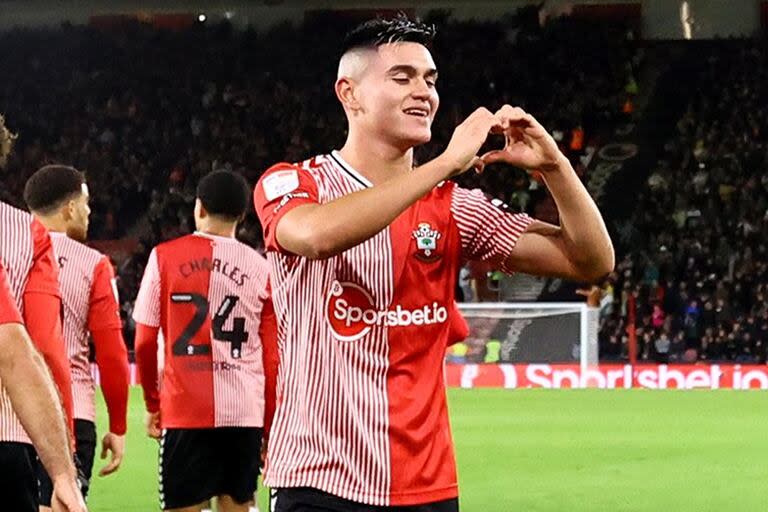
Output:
[202, 233, 269, 427]
[265, 155, 393, 505]
[50, 233, 105, 423]
[0, 202, 36, 443]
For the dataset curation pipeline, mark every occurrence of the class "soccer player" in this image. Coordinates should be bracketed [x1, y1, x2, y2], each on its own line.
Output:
[0, 263, 86, 512]
[0, 115, 79, 510]
[133, 170, 274, 512]
[253, 15, 614, 511]
[24, 165, 130, 509]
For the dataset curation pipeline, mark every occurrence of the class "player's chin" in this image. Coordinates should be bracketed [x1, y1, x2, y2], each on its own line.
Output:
[400, 128, 432, 147]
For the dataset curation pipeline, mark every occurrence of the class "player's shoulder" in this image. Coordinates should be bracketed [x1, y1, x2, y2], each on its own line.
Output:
[152, 233, 203, 259]
[51, 233, 104, 262]
[259, 154, 331, 183]
[0, 200, 33, 225]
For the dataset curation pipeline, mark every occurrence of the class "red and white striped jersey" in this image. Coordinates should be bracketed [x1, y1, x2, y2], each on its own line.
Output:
[133, 232, 270, 429]
[0, 201, 69, 443]
[50, 233, 125, 426]
[254, 152, 533, 507]
[0, 263, 22, 325]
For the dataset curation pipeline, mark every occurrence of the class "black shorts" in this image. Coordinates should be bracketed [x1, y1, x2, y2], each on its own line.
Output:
[159, 427, 263, 510]
[38, 418, 96, 506]
[0, 442, 39, 512]
[271, 487, 460, 512]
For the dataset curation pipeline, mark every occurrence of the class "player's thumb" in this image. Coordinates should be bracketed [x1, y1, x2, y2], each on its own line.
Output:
[100, 440, 108, 460]
[480, 150, 507, 165]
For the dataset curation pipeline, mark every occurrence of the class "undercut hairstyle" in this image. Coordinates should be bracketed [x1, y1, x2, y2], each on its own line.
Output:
[24, 165, 86, 214]
[0, 114, 16, 168]
[341, 13, 436, 56]
[196, 170, 250, 221]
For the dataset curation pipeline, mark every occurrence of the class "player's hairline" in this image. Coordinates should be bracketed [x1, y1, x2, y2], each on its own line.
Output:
[336, 42, 435, 81]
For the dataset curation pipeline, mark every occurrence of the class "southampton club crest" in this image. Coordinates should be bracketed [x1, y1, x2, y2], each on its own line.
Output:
[412, 222, 442, 262]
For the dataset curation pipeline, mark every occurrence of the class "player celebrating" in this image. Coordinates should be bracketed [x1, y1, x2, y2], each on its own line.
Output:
[0, 116, 80, 510]
[134, 170, 274, 512]
[24, 165, 130, 508]
[253, 15, 614, 511]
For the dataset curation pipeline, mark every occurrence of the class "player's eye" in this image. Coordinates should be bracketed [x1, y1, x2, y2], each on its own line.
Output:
[392, 77, 409, 84]
[425, 79, 436, 88]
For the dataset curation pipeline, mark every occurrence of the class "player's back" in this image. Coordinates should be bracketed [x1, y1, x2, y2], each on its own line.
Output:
[135, 232, 270, 428]
[49, 232, 117, 421]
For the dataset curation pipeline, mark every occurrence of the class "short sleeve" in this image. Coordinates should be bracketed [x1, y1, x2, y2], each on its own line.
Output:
[132, 249, 161, 327]
[450, 185, 535, 274]
[254, 163, 319, 253]
[88, 256, 123, 332]
[0, 265, 22, 325]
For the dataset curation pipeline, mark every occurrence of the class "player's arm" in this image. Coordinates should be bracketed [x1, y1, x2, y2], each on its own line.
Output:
[0, 269, 82, 508]
[482, 106, 614, 282]
[23, 219, 75, 436]
[256, 108, 503, 259]
[88, 257, 130, 475]
[132, 249, 162, 439]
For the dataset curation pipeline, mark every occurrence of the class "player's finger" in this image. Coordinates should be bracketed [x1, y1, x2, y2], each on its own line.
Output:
[99, 456, 121, 476]
[100, 441, 108, 460]
[479, 150, 508, 165]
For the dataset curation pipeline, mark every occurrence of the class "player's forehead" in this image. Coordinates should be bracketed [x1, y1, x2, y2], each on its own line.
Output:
[370, 42, 437, 75]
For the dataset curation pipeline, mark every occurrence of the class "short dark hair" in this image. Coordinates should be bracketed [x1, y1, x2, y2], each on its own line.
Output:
[196, 170, 250, 221]
[341, 13, 436, 55]
[24, 165, 86, 214]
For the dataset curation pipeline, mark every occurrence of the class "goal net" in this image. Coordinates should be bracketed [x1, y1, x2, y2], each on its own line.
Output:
[455, 302, 599, 373]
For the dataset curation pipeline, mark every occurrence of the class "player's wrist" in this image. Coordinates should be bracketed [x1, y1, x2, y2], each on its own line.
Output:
[539, 153, 571, 175]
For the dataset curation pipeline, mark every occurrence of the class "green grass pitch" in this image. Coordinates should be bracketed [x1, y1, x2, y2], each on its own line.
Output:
[87, 388, 768, 511]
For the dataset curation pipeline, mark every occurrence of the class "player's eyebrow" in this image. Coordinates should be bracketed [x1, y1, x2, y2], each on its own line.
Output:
[387, 64, 438, 80]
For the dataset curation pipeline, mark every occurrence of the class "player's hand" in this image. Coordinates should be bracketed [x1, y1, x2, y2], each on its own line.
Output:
[98, 432, 125, 476]
[51, 474, 87, 512]
[437, 107, 504, 177]
[145, 411, 161, 440]
[481, 106, 565, 173]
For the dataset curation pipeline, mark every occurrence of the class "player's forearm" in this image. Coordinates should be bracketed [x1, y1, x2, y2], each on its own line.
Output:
[93, 327, 130, 435]
[134, 323, 160, 412]
[0, 324, 75, 481]
[277, 156, 453, 259]
[540, 155, 614, 280]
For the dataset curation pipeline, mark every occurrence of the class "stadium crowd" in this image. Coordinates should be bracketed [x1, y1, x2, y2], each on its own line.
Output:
[1, 12, 641, 358]
[598, 40, 768, 364]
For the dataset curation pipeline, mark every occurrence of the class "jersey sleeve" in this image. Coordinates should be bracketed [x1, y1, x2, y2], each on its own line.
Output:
[450, 185, 535, 274]
[23, 219, 74, 438]
[253, 163, 320, 253]
[132, 249, 161, 328]
[88, 256, 123, 332]
[0, 265, 22, 325]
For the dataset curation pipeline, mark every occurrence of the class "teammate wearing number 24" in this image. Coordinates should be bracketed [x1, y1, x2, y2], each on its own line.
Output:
[254, 15, 615, 512]
[134, 171, 276, 512]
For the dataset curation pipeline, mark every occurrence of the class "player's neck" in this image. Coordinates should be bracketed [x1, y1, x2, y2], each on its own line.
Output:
[197, 223, 236, 239]
[337, 133, 413, 185]
[34, 214, 67, 235]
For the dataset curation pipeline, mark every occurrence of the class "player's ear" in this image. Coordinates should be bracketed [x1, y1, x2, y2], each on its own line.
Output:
[335, 77, 362, 113]
[194, 198, 207, 219]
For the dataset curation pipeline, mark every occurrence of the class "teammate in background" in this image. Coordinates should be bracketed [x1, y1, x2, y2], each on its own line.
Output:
[24, 165, 130, 509]
[133, 171, 275, 512]
[254, 15, 614, 511]
[0, 263, 86, 512]
[0, 115, 79, 511]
